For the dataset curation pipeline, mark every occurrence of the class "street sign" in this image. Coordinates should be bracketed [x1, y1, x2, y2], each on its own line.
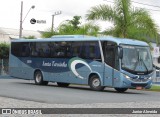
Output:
[153, 47, 159, 58]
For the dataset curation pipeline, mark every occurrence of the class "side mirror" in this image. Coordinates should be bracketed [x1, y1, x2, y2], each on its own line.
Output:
[118, 46, 123, 59]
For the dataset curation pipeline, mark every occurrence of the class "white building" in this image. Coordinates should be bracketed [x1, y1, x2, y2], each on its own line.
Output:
[0, 27, 41, 43]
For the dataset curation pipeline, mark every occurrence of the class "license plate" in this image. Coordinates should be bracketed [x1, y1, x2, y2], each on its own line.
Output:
[136, 86, 142, 90]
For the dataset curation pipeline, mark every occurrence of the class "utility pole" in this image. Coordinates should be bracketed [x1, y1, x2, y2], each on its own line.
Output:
[19, 1, 35, 38]
[51, 11, 62, 33]
[19, 1, 23, 38]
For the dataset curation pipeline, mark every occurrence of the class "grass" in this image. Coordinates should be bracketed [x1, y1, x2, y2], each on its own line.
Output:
[146, 85, 160, 92]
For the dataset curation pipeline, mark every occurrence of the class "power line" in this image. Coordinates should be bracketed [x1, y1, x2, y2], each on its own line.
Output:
[104, 0, 160, 9]
[131, 1, 160, 8]
[134, 7, 160, 12]
[103, 0, 160, 12]
[103, 0, 114, 4]
[142, 8, 160, 12]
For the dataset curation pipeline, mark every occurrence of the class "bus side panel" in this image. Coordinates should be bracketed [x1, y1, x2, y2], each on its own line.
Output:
[9, 55, 34, 80]
[104, 64, 113, 87]
[112, 69, 121, 87]
[88, 61, 105, 85]
[19, 57, 104, 85]
[40, 58, 104, 85]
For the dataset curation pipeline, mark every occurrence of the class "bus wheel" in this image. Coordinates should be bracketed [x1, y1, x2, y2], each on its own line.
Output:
[115, 88, 128, 93]
[57, 82, 70, 87]
[34, 71, 48, 85]
[89, 75, 105, 91]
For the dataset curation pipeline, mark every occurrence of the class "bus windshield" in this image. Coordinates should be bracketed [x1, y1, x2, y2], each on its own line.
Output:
[121, 45, 153, 74]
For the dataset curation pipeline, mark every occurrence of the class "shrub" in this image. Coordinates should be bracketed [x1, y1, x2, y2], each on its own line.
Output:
[0, 43, 9, 59]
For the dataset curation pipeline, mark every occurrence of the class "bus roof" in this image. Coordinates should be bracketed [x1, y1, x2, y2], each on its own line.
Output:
[11, 35, 149, 46]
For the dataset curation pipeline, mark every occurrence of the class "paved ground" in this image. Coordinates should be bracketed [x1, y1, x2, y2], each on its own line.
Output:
[0, 78, 160, 104]
[0, 76, 160, 116]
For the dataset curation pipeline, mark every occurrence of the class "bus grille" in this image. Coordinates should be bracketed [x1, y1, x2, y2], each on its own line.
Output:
[131, 83, 147, 87]
[131, 78, 148, 82]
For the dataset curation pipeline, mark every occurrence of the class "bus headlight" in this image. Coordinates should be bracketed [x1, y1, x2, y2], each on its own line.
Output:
[125, 75, 131, 79]
[148, 77, 152, 80]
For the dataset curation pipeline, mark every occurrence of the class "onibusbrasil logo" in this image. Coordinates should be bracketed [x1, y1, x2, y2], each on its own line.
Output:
[68, 57, 92, 79]
[30, 18, 46, 24]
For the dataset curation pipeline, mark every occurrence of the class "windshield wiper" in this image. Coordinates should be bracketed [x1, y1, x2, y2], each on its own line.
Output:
[140, 58, 149, 74]
[134, 51, 149, 73]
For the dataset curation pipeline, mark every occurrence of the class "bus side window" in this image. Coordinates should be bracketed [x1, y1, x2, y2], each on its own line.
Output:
[102, 41, 118, 69]
[72, 42, 83, 57]
[30, 43, 38, 57]
[86, 41, 101, 61]
[72, 47, 80, 57]
[81, 42, 95, 59]
[38, 48, 45, 57]
[11, 42, 30, 57]
[66, 44, 72, 58]
[89, 46, 95, 58]
[49, 43, 56, 58]
[51, 42, 71, 58]
[105, 47, 115, 67]
[21, 43, 30, 57]
[71, 41, 101, 61]
[80, 44, 86, 58]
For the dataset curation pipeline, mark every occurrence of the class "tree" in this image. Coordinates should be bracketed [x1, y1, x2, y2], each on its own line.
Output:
[58, 16, 100, 36]
[41, 28, 58, 38]
[69, 16, 81, 29]
[86, 0, 158, 42]
[58, 20, 75, 35]
[24, 35, 36, 39]
[58, 16, 82, 34]
[41, 16, 100, 37]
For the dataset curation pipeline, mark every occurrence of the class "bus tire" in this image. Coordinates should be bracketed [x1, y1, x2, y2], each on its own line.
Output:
[115, 88, 128, 93]
[89, 75, 105, 91]
[34, 71, 48, 85]
[57, 82, 70, 87]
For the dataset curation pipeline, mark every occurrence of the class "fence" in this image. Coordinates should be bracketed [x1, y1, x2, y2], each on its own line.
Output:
[0, 59, 9, 75]
[154, 70, 160, 82]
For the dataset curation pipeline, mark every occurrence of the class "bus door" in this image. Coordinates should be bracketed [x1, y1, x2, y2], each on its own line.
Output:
[103, 42, 117, 86]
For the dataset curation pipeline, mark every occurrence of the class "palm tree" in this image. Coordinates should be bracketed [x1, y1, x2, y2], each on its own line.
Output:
[86, 0, 158, 42]
[79, 22, 100, 36]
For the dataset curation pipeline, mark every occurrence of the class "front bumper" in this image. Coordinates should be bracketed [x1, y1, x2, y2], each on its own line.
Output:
[113, 75, 152, 89]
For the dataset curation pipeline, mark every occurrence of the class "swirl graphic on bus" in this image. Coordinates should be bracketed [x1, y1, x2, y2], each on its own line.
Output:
[68, 57, 92, 79]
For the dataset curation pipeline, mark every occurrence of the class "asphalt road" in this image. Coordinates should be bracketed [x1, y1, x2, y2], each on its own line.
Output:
[0, 78, 160, 104]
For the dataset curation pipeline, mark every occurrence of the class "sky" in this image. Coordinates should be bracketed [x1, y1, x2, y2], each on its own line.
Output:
[0, 0, 160, 32]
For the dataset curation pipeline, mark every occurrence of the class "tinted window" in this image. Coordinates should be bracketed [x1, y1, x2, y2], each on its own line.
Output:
[29, 42, 72, 58]
[52, 42, 72, 58]
[80, 42, 101, 60]
[31, 42, 50, 57]
[11, 41, 101, 60]
[11, 42, 30, 57]
[72, 42, 83, 57]
[71, 41, 101, 60]
[102, 41, 119, 69]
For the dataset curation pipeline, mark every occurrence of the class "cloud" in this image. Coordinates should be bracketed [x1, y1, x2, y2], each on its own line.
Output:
[0, 0, 159, 31]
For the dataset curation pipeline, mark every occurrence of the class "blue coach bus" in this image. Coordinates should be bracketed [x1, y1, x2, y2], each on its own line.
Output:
[9, 35, 154, 92]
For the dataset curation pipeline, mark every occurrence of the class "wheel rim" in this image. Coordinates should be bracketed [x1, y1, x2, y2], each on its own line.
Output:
[92, 78, 100, 87]
[36, 73, 41, 83]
